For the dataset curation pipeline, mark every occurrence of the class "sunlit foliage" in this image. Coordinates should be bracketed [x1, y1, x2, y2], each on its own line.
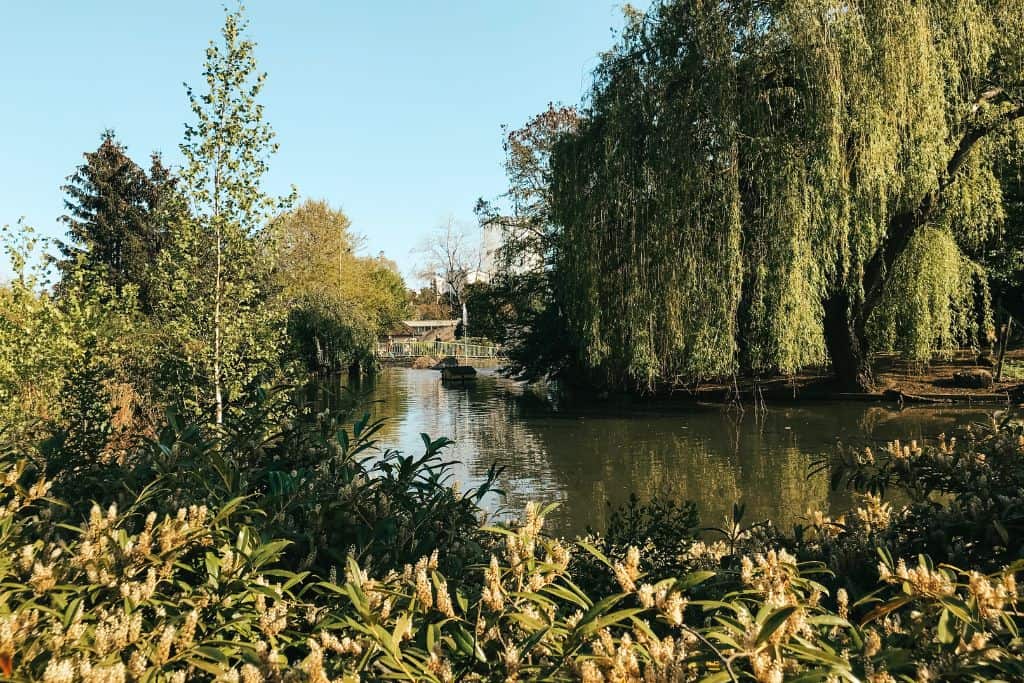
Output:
[548, 0, 1024, 391]
[272, 199, 410, 372]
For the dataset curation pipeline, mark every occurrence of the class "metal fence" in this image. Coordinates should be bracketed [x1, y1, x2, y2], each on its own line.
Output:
[375, 340, 503, 359]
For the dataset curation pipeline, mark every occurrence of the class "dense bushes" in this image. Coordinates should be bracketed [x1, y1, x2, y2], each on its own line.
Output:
[800, 416, 1024, 582]
[2, 403, 1023, 682]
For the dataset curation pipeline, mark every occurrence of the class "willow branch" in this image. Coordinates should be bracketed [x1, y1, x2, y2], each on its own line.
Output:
[861, 101, 1024, 321]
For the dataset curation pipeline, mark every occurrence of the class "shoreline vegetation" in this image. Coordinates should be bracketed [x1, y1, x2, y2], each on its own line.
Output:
[2, 405, 1023, 681]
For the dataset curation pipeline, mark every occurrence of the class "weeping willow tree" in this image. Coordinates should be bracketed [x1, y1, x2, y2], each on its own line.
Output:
[549, 0, 1024, 391]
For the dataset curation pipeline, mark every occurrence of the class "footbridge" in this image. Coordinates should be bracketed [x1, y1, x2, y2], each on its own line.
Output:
[375, 340, 503, 360]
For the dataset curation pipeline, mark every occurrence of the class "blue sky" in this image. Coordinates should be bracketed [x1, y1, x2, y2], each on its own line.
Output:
[0, 1, 624, 282]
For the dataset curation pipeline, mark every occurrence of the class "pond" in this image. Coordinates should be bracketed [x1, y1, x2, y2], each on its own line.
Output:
[343, 366, 1015, 537]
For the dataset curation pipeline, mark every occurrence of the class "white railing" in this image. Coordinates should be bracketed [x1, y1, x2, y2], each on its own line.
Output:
[375, 340, 503, 359]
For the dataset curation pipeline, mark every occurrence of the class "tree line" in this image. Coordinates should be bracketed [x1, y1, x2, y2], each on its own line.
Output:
[0, 6, 408, 451]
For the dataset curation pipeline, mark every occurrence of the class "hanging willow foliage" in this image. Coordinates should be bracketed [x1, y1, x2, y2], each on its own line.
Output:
[548, 0, 1024, 392]
[868, 227, 990, 361]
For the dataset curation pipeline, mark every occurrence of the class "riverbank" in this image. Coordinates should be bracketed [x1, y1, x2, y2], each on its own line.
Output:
[674, 349, 1024, 406]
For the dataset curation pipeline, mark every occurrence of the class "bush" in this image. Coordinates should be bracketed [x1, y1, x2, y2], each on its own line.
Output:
[2, 406, 1023, 681]
[804, 415, 1024, 582]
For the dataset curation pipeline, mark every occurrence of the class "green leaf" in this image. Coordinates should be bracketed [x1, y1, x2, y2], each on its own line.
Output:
[756, 606, 797, 646]
[807, 615, 851, 628]
[576, 540, 612, 568]
[576, 593, 626, 631]
[427, 622, 440, 653]
[937, 596, 972, 623]
[937, 608, 954, 644]
[193, 646, 230, 664]
[993, 519, 1009, 545]
[861, 596, 911, 625]
[675, 570, 716, 590]
[204, 552, 220, 579]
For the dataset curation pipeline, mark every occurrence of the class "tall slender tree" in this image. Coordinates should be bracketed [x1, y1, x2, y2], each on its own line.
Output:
[160, 4, 290, 422]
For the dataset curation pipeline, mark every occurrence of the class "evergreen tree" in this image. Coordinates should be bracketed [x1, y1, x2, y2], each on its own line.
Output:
[58, 131, 174, 310]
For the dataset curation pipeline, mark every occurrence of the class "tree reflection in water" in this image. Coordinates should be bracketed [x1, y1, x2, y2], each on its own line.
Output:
[339, 368, 1010, 537]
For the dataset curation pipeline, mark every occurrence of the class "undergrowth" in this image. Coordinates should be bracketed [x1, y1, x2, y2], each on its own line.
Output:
[1, 405, 1022, 682]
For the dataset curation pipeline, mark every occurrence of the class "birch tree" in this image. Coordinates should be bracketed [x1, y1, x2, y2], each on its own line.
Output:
[162, 5, 290, 422]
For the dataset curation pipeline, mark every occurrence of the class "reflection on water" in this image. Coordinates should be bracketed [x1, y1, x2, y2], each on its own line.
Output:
[342, 367, 1013, 536]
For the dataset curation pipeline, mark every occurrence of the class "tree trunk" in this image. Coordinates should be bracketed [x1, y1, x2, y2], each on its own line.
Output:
[823, 291, 874, 391]
[214, 226, 223, 425]
[213, 167, 223, 425]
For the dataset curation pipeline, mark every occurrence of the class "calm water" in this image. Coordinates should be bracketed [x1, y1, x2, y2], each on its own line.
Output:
[343, 367, 1013, 536]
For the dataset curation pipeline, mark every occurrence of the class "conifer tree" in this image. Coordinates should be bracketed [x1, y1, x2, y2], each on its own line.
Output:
[59, 131, 173, 310]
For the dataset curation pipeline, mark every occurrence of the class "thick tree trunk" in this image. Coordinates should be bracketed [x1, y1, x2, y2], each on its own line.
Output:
[823, 291, 874, 391]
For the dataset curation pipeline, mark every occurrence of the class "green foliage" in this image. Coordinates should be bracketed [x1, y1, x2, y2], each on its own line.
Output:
[543, 0, 1024, 391]
[407, 286, 451, 321]
[57, 131, 177, 311]
[0, 225, 153, 452]
[981, 139, 1024, 323]
[285, 295, 377, 373]
[480, 104, 580, 279]
[462, 281, 507, 343]
[820, 417, 1024, 574]
[868, 226, 990, 360]
[272, 199, 410, 373]
[272, 199, 357, 301]
[0, 464, 311, 682]
[601, 494, 699, 556]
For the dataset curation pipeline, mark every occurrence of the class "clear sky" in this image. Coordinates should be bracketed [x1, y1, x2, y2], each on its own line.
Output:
[0, 1, 624, 282]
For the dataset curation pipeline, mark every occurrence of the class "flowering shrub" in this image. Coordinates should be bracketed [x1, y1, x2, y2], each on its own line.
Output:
[1, 461, 322, 682]
[810, 415, 1024, 577]
[2, 415, 1023, 681]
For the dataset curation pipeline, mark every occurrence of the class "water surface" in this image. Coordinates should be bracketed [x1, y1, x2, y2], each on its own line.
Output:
[347, 367, 1012, 536]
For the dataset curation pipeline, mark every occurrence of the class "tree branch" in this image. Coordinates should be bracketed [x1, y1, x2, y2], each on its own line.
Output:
[860, 102, 1024, 322]
[944, 103, 1024, 189]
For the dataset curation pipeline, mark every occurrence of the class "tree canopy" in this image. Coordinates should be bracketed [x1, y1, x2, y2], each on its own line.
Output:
[546, 0, 1024, 392]
[58, 131, 176, 310]
[272, 199, 410, 372]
